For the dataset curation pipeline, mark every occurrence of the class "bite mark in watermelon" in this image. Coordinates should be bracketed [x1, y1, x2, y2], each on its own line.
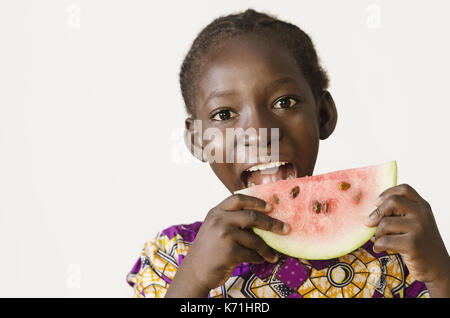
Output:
[235, 161, 397, 260]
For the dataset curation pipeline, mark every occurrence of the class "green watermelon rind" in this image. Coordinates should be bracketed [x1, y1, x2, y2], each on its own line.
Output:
[240, 161, 397, 260]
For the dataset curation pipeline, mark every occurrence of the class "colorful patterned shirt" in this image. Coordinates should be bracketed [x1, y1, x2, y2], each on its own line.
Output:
[126, 221, 429, 298]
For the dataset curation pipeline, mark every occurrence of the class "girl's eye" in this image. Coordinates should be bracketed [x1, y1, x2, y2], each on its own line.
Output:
[211, 109, 239, 121]
[273, 97, 299, 109]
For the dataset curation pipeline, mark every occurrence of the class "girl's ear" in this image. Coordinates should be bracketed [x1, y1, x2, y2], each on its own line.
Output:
[317, 90, 338, 140]
[184, 117, 207, 162]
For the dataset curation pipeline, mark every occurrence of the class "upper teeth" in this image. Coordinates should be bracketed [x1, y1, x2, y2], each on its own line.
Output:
[246, 161, 288, 172]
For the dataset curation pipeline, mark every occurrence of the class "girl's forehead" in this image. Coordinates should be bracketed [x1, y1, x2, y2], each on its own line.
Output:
[195, 36, 307, 110]
[204, 34, 297, 73]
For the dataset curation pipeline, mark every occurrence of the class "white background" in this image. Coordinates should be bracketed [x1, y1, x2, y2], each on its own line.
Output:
[0, 0, 449, 297]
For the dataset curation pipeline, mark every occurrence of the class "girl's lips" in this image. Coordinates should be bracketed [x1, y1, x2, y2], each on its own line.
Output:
[240, 161, 297, 188]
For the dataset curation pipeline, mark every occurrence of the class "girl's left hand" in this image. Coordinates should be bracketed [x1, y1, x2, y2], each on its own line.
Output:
[365, 184, 450, 296]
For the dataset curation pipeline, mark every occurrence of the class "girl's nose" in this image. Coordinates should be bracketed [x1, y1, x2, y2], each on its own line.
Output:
[243, 127, 282, 147]
[242, 110, 283, 147]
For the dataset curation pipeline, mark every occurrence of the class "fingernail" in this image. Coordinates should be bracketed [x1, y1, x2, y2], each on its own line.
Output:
[368, 210, 378, 223]
[375, 196, 383, 207]
[265, 203, 272, 211]
[282, 223, 290, 234]
[271, 254, 279, 263]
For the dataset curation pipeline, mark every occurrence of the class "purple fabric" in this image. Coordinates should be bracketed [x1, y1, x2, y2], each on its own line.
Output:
[309, 258, 337, 270]
[130, 258, 142, 275]
[251, 261, 278, 280]
[232, 262, 252, 278]
[178, 254, 185, 266]
[126, 258, 142, 287]
[161, 274, 172, 285]
[288, 292, 303, 298]
[362, 240, 388, 258]
[160, 221, 202, 242]
[276, 257, 310, 290]
[372, 290, 383, 298]
[405, 280, 427, 298]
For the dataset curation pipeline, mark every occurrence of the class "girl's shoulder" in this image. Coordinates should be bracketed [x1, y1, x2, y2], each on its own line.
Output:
[141, 221, 203, 262]
[156, 221, 203, 245]
[134, 221, 203, 264]
[126, 221, 203, 297]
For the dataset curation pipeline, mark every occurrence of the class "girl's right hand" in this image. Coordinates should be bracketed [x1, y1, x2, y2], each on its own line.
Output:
[165, 193, 290, 297]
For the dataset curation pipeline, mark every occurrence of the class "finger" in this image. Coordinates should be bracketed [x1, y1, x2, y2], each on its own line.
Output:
[366, 195, 417, 227]
[375, 184, 423, 207]
[374, 216, 411, 239]
[220, 194, 272, 213]
[233, 229, 279, 263]
[372, 234, 409, 254]
[231, 210, 290, 235]
[234, 245, 266, 264]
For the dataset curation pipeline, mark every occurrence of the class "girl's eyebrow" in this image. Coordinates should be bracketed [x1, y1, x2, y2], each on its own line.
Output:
[204, 89, 237, 108]
[263, 76, 299, 95]
[204, 76, 299, 108]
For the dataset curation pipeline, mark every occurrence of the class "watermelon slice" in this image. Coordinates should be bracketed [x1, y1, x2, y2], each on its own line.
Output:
[235, 161, 397, 260]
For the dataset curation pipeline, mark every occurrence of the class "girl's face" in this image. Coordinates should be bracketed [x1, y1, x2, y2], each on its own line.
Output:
[186, 34, 337, 193]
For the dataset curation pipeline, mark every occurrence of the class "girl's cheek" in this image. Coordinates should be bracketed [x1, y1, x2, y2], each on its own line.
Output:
[199, 126, 228, 163]
[201, 129, 260, 164]
[202, 137, 225, 163]
[291, 112, 320, 141]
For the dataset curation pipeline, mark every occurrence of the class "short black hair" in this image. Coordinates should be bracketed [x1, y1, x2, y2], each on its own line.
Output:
[179, 8, 329, 117]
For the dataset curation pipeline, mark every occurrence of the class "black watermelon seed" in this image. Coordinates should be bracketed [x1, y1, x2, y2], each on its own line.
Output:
[313, 201, 321, 213]
[273, 194, 280, 205]
[291, 186, 300, 199]
[339, 182, 351, 191]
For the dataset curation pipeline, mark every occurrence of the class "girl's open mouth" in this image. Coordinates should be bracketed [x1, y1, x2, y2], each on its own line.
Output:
[240, 161, 297, 188]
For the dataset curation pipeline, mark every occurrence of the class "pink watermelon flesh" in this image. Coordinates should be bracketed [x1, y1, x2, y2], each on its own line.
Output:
[235, 161, 397, 260]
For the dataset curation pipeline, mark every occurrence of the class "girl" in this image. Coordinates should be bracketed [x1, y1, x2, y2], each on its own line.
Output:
[127, 9, 450, 298]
